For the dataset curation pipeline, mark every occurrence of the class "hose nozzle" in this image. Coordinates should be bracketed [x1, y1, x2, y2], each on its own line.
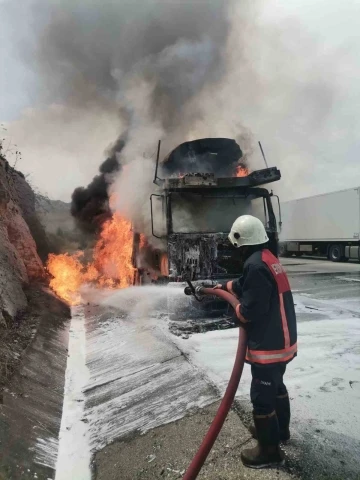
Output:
[184, 286, 192, 296]
[184, 280, 204, 302]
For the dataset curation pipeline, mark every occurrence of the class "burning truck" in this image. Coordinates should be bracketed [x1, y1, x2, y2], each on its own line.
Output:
[132, 138, 282, 290]
[47, 137, 282, 311]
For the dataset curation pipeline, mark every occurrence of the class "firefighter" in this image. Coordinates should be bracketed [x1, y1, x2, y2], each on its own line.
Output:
[215, 214, 297, 469]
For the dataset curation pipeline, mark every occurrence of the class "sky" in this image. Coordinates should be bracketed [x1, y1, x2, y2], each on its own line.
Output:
[0, 0, 359, 202]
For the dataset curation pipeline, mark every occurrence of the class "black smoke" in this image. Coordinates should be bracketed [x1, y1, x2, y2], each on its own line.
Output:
[71, 137, 126, 232]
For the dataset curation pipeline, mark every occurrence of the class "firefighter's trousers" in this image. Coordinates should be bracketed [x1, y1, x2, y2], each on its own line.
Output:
[250, 363, 288, 416]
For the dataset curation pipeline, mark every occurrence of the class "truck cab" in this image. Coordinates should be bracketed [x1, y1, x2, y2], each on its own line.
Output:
[133, 138, 282, 288]
[154, 170, 281, 282]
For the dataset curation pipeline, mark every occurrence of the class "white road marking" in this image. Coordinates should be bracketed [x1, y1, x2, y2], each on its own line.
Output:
[55, 307, 91, 480]
[335, 276, 360, 282]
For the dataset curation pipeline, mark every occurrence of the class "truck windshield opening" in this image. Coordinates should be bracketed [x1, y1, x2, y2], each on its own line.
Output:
[171, 193, 252, 234]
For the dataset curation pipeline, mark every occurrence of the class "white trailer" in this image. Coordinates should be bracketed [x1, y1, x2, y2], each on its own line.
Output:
[279, 187, 360, 262]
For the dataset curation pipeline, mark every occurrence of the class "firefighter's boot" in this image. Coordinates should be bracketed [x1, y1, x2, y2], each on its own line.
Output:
[249, 394, 291, 442]
[241, 412, 285, 469]
[276, 393, 291, 441]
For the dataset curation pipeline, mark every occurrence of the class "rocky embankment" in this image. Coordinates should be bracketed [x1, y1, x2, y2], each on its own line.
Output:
[0, 155, 44, 326]
[0, 154, 70, 394]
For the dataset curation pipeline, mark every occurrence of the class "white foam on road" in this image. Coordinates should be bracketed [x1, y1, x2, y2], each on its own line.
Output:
[54, 288, 216, 476]
[34, 436, 58, 470]
[52, 283, 360, 477]
[173, 294, 360, 443]
[84, 304, 216, 452]
[335, 276, 360, 282]
[55, 307, 91, 480]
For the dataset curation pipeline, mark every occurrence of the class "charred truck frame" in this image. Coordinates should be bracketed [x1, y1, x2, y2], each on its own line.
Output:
[133, 138, 282, 286]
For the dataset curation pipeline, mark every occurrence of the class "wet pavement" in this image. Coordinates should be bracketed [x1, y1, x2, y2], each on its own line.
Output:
[1, 258, 359, 479]
[173, 257, 360, 480]
[0, 295, 70, 480]
[85, 258, 360, 479]
[83, 304, 216, 453]
[53, 295, 218, 479]
[281, 258, 360, 479]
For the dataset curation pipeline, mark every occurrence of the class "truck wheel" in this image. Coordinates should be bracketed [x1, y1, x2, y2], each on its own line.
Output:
[329, 245, 342, 262]
[279, 244, 289, 257]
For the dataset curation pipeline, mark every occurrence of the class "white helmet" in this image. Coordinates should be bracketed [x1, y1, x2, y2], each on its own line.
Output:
[228, 215, 269, 248]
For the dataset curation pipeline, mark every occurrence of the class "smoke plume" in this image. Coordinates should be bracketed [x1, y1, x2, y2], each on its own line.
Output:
[3, 0, 351, 211]
[71, 135, 126, 232]
[28, 0, 252, 237]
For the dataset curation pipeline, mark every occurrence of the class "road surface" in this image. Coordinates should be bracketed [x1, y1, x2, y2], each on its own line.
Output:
[177, 257, 360, 479]
[67, 257, 360, 479]
[1, 257, 359, 479]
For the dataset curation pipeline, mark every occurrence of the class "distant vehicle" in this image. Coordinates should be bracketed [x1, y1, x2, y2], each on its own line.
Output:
[279, 187, 360, 262]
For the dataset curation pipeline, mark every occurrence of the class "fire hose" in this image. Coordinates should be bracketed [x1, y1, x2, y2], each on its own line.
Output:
[182, 281, 248, 480]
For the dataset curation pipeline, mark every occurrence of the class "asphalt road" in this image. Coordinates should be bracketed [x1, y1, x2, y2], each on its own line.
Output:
[164, 256, 360, 479]
[2, 257, 359, 479]
[253, 257, 360, 479]
[89, 257, 360, 479]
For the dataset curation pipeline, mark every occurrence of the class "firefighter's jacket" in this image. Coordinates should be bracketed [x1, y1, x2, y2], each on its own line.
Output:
[223, 249, 297, 367]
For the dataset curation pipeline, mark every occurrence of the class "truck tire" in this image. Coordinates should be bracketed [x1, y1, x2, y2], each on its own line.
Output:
[279, 244, 290, 257]
[329, 244, 342, 262]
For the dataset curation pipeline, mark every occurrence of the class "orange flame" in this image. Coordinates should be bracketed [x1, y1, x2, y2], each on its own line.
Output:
[46, 213, 136, 305]
[235, 165, 249, 177]
[47, 252, 85, 305]
[92, 213, 135, 289]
